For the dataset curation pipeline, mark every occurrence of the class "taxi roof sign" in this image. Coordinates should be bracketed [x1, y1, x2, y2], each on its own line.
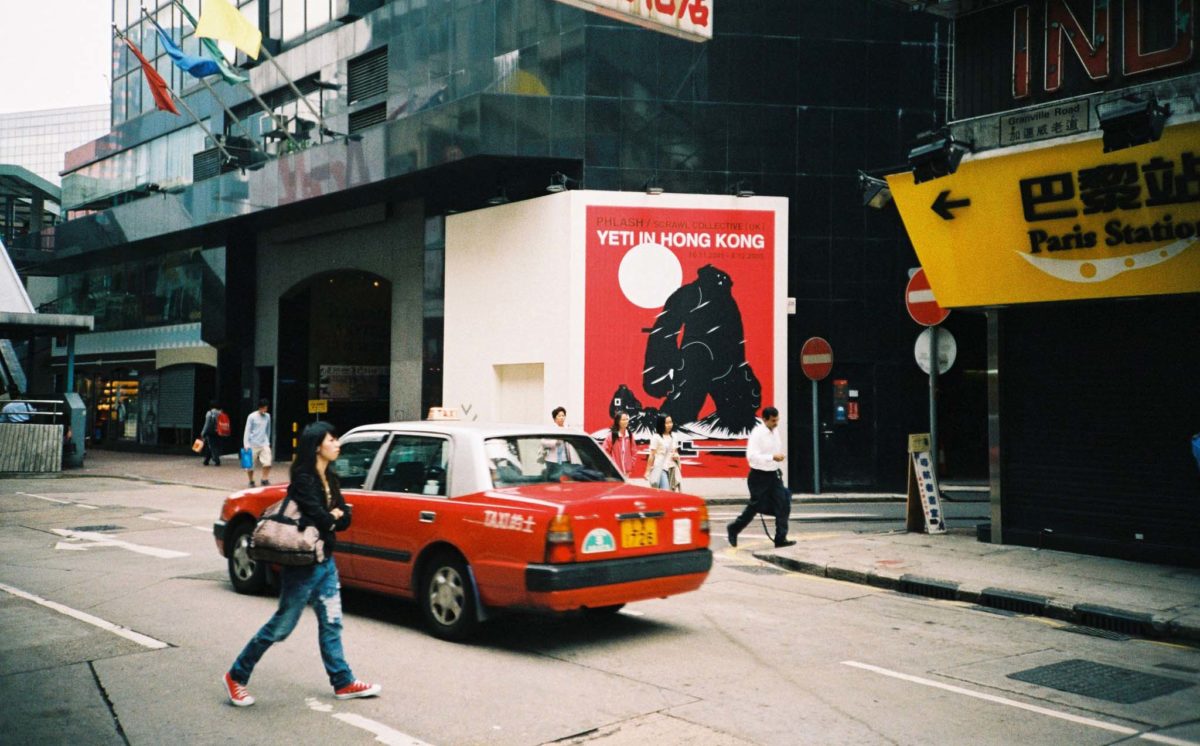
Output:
[427, 406, 460, 421]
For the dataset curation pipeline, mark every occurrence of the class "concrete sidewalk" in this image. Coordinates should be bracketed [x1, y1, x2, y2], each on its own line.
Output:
[750, 528, 1200, 645]
[59, 449, 1200, 644]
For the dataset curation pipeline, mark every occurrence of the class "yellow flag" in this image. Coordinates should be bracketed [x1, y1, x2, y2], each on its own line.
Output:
[195, 0, 262, 60]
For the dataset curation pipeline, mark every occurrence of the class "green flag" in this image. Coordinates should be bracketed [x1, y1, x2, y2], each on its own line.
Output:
[175, 0, 249, 86]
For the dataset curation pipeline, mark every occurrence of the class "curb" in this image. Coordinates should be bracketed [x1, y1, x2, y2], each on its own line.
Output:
[753, 551, 1200, 645]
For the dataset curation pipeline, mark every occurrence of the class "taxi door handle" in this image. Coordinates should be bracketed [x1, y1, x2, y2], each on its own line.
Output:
[419, 511, 436, 523]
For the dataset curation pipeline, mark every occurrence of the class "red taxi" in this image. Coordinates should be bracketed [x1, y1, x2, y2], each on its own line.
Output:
[214, 422, 712, 640]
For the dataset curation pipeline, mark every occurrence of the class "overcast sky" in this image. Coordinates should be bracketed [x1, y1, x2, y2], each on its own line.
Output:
[0, 2, 113, 114]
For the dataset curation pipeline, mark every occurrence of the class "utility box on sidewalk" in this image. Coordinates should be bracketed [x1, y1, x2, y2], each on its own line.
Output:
[63, 393, 86, 468]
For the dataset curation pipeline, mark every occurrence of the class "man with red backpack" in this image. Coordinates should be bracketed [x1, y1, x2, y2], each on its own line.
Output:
[201, 400, 230, 466]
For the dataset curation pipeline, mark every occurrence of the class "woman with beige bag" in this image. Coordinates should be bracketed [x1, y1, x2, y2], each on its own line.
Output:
[645, 413, 683, 492]
[222, 421, 380, 707]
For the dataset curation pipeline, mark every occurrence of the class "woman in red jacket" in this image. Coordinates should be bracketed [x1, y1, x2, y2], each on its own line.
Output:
[603, 412, 636, 476]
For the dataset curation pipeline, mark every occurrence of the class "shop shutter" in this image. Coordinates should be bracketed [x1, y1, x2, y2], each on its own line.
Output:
[999, 295, 1200, 565]
[348, 47, 388, 104]
[157, 366, 196, 429]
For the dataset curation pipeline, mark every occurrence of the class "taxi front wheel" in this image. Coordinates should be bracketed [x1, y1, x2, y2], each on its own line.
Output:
[420, 551, 479, 641]
[228, 521, 269, 595]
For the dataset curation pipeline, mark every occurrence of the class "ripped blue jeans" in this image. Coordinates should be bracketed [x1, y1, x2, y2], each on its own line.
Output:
[229, 557, 354, 689]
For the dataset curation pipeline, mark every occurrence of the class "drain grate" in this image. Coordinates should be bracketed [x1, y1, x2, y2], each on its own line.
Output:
[980, 588, 1047, 615]
[1075, 604, 1156, 637]
[898, 575, 959, 600]
[1059, 625, 1130, 642]
[729, 565, 786, 575]
[67, 524, 122, 532]
[1008, 659, 1193, 704]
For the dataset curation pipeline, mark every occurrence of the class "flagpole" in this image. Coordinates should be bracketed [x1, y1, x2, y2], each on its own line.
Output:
[171, 0, 302, 151]
[112, 25, 237, 166]
[140, 7, 270, 162]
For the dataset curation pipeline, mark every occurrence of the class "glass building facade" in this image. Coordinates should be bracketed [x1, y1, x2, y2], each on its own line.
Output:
[35, 0, 960, 488]
[0, 105, 110, 184]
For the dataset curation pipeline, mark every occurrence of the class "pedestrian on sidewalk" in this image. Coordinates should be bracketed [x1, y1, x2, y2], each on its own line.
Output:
[243, 398, 273, 487]
[543, 406, 570, 480]
[200, 400, 222, 466]
[603, 411, 636, 477]
[727, 406, 795, 548]
[222, 421, 380, 707]
[645, 413, 682, 491]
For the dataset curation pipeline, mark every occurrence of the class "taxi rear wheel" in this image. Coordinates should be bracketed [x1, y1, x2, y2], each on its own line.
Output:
[420, 552, 478, 641]
[228, 521, 269, 595]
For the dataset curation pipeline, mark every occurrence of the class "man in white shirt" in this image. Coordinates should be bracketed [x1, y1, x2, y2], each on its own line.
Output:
[243, 399, 273, 487]
[727, 406, 795, 548]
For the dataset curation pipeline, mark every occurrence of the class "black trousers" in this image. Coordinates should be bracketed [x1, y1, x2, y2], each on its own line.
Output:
[729, 468, 791, 542]
[203, 434, 221, 464]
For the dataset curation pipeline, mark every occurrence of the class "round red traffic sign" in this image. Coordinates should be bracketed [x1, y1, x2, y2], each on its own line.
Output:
[905, 268, 950, 326]
[800, 337, 833, 381]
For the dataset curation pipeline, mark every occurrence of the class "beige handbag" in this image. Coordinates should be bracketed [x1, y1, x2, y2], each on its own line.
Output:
[248, 495, 326, 566]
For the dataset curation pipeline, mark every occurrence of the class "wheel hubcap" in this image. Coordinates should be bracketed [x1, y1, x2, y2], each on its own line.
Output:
[232, 534, 255, 581]
[429, 566, 464, 625]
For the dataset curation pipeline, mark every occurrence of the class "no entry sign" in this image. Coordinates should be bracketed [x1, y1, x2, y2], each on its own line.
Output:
[800, 337, 833, 381]
[905, 268, 950, 326]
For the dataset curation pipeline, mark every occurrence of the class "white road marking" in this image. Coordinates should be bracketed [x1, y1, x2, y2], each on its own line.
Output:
[306, 697, 434, 745]
[51, 528, 189, 558]
[0, 581, 169, 649]
[17, 492, 98, 509]
[842, 661, 1200, 746]
[142, 516, 192, 527]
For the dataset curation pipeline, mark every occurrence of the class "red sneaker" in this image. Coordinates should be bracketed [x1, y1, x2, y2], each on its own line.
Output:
[223, 672, 255, 707]
[334, 680, 382, 700]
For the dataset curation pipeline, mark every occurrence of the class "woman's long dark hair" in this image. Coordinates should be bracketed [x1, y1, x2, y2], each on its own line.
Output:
[290, 421, 340, 489]
[610, 412, 629, 439]
[654, 413, 669, 436]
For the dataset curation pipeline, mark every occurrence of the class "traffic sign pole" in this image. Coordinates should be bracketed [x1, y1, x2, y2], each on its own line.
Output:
[929, 326, 938, 490]
[812, 379, 820, 495]
[905, 269, 949, 500]
[800, 336, 834, 495]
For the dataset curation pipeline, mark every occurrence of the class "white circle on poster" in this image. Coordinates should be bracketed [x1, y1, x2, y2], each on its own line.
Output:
[618, 242, 683, 308]
[915, 327, 957, 375]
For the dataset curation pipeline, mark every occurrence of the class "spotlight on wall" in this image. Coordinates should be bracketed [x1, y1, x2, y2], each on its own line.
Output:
[486, 188, 509, 206]
[857, 171, 893, 208]
[312, 78, 342, 91]
[546, 172, 578, 193]
[729, 180, 755, 198]
[644, 177, 663, 195]
[1097, 94, 1170, 153]
[907, 130, 972, 184]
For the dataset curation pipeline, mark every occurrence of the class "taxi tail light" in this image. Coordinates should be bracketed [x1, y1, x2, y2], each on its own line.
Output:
[698, 504, 710, 533]
[545, 514, 575, 563]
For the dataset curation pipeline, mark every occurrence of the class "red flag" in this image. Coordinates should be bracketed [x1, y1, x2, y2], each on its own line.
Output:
[123, 37, 179, 115]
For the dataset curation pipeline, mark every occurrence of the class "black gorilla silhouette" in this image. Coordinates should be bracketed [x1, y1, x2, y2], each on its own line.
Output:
[641, 264, 761, 437]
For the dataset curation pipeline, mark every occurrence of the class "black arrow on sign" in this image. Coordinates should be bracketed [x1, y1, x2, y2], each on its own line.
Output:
[931, 190, 971, 220]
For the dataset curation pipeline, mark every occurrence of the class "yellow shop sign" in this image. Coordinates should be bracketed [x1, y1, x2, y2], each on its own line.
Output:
[887, 120, 1200, 307]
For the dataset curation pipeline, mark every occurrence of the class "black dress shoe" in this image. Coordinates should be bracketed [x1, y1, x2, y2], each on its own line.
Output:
[774, 539, 797, 548]
[726, 524, 738, 547]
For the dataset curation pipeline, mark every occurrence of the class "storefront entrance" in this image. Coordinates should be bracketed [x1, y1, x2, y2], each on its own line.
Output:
[276, 270, 392, 459]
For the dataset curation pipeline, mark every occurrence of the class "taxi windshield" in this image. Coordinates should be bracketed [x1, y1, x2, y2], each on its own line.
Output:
[485, 434, 624, 486]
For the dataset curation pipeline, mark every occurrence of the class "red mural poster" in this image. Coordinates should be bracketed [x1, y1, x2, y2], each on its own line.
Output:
[584, 205, 775, 478]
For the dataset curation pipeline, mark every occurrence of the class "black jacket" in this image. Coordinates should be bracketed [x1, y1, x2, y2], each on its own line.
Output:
[289, 471, 351, 555]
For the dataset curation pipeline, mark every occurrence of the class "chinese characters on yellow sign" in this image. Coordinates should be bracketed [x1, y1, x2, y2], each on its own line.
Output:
[887, 121, 1200, 307]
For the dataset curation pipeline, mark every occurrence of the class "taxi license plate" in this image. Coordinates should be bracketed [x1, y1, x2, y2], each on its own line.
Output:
[620, 517, 657, 548]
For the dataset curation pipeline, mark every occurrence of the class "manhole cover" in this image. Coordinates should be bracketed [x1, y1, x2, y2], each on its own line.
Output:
[1008, 659, 1193, 704]
[67, 525, 122, 532]
[729, 565, 786, 575]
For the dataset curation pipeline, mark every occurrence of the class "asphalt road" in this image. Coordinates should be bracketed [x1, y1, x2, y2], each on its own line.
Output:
[1, 477, 1197, 745]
